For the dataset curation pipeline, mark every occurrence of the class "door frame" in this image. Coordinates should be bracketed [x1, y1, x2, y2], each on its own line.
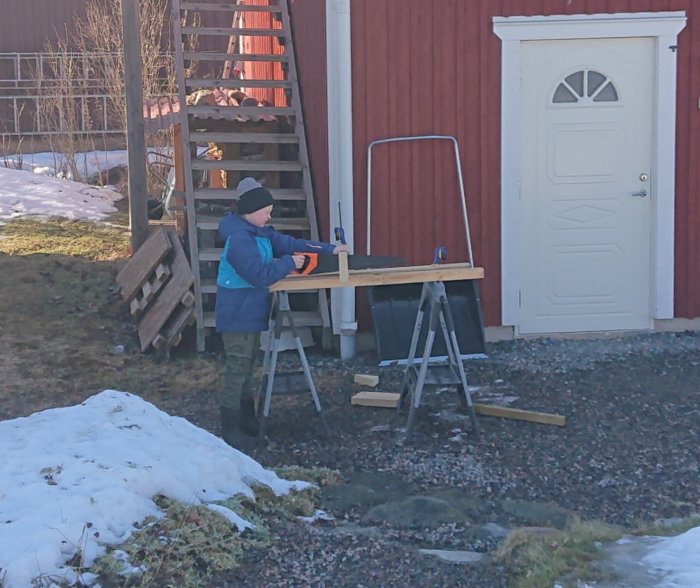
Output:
[493, 12, 686, 332]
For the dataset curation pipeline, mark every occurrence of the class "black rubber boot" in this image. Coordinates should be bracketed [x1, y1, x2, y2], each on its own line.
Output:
[220, 407, 254, 452]
[239, 397, 260, 437]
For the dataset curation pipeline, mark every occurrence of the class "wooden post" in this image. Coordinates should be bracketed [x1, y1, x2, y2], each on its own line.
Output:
[173, 123, 186, 236]
[121, 0, 149, 252]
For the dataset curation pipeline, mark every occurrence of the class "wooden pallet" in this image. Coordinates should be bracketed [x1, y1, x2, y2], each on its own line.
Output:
[117, 227, 196, 355]
[128, 263, 172, 318]
[138, 231, 195, 352]
[116, 228, 172, 302]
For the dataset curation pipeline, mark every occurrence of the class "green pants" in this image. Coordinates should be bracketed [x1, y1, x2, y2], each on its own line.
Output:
[220, 331, 261, 409]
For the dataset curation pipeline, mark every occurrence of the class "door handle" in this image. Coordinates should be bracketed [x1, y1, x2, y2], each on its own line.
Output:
[631, 189, 648, 198]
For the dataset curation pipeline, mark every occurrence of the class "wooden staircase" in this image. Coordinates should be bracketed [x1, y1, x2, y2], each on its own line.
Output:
[171, 0, 330, 351]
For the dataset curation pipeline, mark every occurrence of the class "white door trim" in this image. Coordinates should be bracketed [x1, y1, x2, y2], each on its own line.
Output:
[493, 12, 686, 330]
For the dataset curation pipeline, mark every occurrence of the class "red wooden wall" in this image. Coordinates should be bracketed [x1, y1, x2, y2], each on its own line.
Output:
[289, 0, 700, 326]
[239, 0, 286, 106]
[0, 0, 87, 52]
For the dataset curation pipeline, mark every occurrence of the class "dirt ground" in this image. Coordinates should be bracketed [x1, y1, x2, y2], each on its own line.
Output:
[3, 231, 700, 587]
[0, 251, 222, 429]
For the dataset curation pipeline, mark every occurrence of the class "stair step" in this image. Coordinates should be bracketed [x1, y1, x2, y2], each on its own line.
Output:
[199, 248, 222, 262]
[194, 188, 306, 201]
[197, 216, 310, 231]
[186, 79, 292, 89]
[181, 2, 283, 12]
[187, 105, 294, 120]
[201, 279, 216, 294]
[184, 52, 289, 63]
[190, 131, 299, 144]
[191, 160, 302, 172]
[204, 311, 323, 329]
[181, 27, 286, 37]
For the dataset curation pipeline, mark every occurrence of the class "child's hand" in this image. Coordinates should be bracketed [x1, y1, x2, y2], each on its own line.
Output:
[333, 244, 349, 255]
[292, 254, 306, 269]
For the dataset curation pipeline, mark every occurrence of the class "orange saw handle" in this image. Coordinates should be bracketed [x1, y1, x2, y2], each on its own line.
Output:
[291, 252, 318, 275]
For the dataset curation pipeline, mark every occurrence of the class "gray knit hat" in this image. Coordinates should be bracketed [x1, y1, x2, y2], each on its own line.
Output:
[235, 177, 263, 198]
[235, 177, 273, 214]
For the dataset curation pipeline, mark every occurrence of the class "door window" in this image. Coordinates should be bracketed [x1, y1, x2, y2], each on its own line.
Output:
[553, 70, 619, 104]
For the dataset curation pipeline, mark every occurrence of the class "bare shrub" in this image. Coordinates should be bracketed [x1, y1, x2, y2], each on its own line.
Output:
[75, 0, 175, 135]
[35, 40, 99, 182]
[34, 0, 175, 187]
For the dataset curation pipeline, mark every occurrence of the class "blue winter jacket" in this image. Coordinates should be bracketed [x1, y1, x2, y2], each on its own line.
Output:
[215, 213, 334, 333]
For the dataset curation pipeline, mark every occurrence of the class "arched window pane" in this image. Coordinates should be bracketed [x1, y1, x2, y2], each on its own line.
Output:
[593, 81, 619, 102]
[553, 84, 577, 103]
[564, 71, 584, 97]
[587, 71, 606, 96]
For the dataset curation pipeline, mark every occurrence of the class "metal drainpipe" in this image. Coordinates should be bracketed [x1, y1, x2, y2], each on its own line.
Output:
[326, 0, 356, 359]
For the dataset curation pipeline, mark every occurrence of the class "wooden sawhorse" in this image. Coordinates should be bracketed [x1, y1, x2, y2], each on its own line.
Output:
[398, 280, 480, 439]
[257, 290, 331, 442]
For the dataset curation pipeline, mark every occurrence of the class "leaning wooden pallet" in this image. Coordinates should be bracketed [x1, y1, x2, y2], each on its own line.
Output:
[116, 228, 172, 303]
[171, 0, 331, 351]
[115, 227, 196, 355]
[137, 231, 195, 352]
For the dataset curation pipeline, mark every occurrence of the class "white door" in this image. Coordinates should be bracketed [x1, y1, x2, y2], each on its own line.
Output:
[519, 38, 654, 334]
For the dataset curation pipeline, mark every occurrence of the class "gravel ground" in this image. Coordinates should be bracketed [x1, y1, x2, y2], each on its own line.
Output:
[212, 331, 700, 587]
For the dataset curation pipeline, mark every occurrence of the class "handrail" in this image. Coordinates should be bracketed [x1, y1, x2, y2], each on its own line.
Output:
[366, 134, 474, 267]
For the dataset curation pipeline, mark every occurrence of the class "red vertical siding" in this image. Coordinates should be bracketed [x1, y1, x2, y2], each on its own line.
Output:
[674, 0, 700, 318]
[292, 0, 700, 326]
[239, 0, 285, 106]
[0, 0, 87, 52]
[350, 0, 510, 326]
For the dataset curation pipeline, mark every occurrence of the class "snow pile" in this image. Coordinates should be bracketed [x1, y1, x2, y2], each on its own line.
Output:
[641, 527, 700, 586]
[0, 390, 310, 588]
[0, 166, 122, 222]
[3, 149, 129, 179]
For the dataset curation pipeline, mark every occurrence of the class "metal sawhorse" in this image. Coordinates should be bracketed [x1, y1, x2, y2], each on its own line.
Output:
[398, 280, 480, 439]
[257, 290, 331, 442]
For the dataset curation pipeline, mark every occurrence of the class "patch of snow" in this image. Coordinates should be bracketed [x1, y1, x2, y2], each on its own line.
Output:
[0, 390, 311, 588]
[0, 166, 122, 223]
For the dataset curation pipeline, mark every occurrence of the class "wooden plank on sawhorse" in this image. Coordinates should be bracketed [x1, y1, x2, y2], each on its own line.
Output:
[270, 263, 484, 292]
[138, 231, 195, 351]
[116, 227, 172, 301]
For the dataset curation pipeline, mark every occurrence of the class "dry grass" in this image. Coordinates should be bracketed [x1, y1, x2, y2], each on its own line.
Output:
[496, 518, 623, 588]
[73, 468, 341, 588]
[0, 217, 131, 260]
